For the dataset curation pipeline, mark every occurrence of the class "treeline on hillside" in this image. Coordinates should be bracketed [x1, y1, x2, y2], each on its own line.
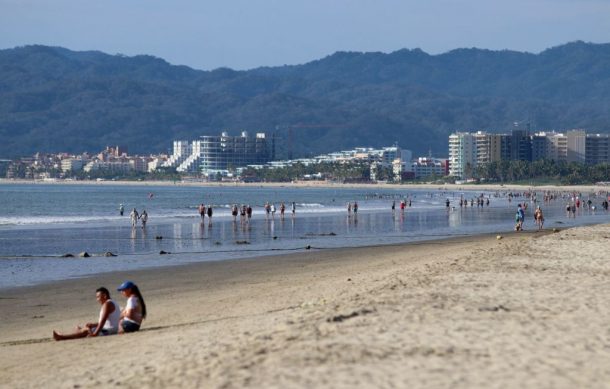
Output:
[2, 42, 610, 158]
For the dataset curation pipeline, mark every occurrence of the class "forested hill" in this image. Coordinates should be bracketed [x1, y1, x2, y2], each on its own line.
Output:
[1, 41, 610, 158]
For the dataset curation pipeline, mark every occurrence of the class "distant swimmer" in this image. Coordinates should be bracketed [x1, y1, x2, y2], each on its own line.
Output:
[119, 203, 124, 216]
[148, 193, 154, 200]
[130, 208, 139, 227]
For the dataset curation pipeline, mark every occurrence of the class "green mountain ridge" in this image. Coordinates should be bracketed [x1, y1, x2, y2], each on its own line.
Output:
[1, 41, 609, 158]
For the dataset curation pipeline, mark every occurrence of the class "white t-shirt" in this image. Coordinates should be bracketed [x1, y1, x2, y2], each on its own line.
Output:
[124, 296, 142, 324]
[101, 299, 121, 333]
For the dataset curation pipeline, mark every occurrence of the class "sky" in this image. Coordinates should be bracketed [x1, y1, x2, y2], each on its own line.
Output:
[1, 0, 610, 70]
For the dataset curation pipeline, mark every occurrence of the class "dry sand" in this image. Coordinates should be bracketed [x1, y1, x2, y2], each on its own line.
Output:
[2, 225, 610, 388]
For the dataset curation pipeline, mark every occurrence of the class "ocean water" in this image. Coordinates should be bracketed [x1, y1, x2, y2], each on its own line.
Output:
[0, 183, 608, 289]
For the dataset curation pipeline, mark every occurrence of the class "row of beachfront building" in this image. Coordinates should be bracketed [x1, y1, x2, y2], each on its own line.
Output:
[7, 130, 448, 181]
[19, 128, 607, 182]
[163, 132, 449, 180]
[448, 129, 610, 178]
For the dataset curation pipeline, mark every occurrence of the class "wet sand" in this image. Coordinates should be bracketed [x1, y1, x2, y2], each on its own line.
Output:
[2, 225, 610, 388]
[2, 177, 609, 194]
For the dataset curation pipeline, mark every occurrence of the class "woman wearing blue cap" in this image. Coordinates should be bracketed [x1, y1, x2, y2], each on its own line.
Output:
[117, 281, 147, 333]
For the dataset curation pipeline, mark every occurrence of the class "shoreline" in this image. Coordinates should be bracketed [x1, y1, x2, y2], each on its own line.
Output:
[6, 225, 610, 387]
[2, 177, 610, 193]
[0, 230, 540, 293]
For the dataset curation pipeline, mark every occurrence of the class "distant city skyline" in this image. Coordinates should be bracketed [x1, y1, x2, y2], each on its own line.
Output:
[1, 0, 610, 71]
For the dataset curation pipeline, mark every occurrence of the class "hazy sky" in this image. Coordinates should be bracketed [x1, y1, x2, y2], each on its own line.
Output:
[1, 0, 609, 70]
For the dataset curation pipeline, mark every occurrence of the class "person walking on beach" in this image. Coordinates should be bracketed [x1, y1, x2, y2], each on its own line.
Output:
[534, 206, 544, 231]
[207, 205, 213, 226]
[353, 201, 358, 215]
[280, 202, 285, 220]
[291, 201, 296, 218]
[198, 204, 206, 221]
[391, 200, 396, 213]
[265, 202, 271, 219]
[140, 210, 148, 228]
[232, 204, 239, 222]
[119, 203, 124, 216]
[53, 287, 120, 341]
[247, 205, 253, 222]
[347, 202, 352, 216]
[518, 204, 525, 229]
[271, 203, 276, 219]
[117, 281, 147, 333]
[240, 204, 247, 223]
[130, 208, 139, 227]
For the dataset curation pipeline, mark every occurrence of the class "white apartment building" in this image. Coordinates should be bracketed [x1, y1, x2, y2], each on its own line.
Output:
[60, 158, 84, 172]
[448, 132, 476, 178]
[83, 161, 132, 173]
[567, 129, 586, 163]
[411, 158, 448, 178]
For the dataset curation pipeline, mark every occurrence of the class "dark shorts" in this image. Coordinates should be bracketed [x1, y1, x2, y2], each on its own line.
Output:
[90, 326, 115, 336]
[121, 320, 141, 333]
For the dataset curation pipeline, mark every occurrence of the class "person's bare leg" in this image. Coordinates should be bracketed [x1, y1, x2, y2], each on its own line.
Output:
[53, 328, 89, 341]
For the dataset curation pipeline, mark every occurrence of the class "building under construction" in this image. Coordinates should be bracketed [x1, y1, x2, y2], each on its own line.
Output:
[164, 131, 276, 174]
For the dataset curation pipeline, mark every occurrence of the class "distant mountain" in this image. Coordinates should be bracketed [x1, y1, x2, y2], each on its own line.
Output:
[1, 41, 610, 158]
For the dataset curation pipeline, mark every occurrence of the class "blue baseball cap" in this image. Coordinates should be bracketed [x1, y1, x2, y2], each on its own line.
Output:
[117, 280, 135, 291]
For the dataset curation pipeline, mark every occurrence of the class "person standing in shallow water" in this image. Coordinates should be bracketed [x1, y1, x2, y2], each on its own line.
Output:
[139, 209, 148, 228]
[130, 208, 139, 227]
[207, 205, 213, 226]
[198, 204, 206, 221]
[232, 204, 238, 222]
[247, 205, 253, 222]
[534, 206, 544, 231]
[119, 203, 124, 216]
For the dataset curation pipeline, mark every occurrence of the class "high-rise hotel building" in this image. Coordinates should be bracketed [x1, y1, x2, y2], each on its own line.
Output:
[449, 129, 609, 178]
[164, 131, 275, 174]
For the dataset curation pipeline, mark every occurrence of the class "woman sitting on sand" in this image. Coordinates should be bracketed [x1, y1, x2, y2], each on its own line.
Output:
[53, 287, 120, 341]
[117, 281, 147, 333]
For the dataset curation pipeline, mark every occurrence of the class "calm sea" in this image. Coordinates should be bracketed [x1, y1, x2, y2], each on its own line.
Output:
[0, 182, 607, 288]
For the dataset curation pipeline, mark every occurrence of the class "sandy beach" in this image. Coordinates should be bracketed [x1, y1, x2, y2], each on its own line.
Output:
[2, 225, 610, 388]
